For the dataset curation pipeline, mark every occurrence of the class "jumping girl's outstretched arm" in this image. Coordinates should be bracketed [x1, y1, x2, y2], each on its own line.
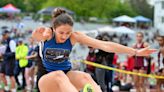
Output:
[71, 32, 156, 56]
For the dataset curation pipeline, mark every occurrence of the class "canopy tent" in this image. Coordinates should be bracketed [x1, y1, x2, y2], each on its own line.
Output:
[113, 15, 136, 23]
[81, 30, 98, 38]
[133, 16, 152, 29]
[97, 26, 136, 39]
[37, 7, 74, 15]
[97, 26, 115, 33]
[0, 8, 3, 12]
[0, 4, 21, 13]
[134, 16, 151, 22]
[113, 26, 135, 34]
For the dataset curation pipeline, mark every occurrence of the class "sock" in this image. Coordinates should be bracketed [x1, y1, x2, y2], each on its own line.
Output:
[26, 85, 32, 90]
[11, 88, 16, 92]
[4, 86, 9, 91]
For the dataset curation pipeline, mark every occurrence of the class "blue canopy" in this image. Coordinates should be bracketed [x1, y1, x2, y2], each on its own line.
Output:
[134, 16, 151, 22]
[0, 8, 3, 12]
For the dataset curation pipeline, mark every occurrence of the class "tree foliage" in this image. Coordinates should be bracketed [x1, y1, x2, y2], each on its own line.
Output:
[0, 0, 153, 19]
[129, 0, 153, 19]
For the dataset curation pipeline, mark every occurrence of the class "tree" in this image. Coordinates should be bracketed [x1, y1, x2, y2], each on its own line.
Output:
[0, 0, 139, 22]
[129, 0, 153, 19]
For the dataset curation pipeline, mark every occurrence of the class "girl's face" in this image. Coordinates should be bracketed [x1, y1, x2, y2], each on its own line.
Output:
[54, 24, 73, 43]
[29, 37, 34, 44]
[156, 37, 164, 46]
[136, 33, 143, 43]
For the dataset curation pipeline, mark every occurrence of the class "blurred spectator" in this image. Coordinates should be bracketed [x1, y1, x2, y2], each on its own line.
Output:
[95, 35, 107, 92]
[25, 37, 36, 91]
[132, 32, 149, 92]
[0, 30, 16, 92]
[33, 45, 47, 92]
[126, 55, 134, 71]
[15, 39, 28, 90]
[94, 34, 115, 92]
[85, 47, 96, 81]
[155, 35, 164, 92]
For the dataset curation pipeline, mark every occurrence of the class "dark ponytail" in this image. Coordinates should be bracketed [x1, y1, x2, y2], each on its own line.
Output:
[51, 8, 73, 29]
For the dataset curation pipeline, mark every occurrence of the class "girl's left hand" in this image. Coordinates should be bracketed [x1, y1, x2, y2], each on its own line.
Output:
[136, 47, 157, 56]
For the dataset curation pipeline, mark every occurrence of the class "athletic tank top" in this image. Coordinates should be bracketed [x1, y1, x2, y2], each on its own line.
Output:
[134, 42, 145, 68]
[42, 35, 72, 72]
[158, 51, 164, 69]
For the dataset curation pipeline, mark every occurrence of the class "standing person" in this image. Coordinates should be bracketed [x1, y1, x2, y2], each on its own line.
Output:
[25, 37, 36, 91]
[85, 47, 96, 81]
[0, 42, 6, 90]
[32, 8, 156, 92]
[28, 45, 47, 92]
[132, 32, 149, 92]
[23, 44, 45, 92]
[0, 30, 16, 92]
[15, 39, 28, 91]
[155, 35, 164, 92]
[102, 35, 115, 92]
[14, 40, 22, 90]
[94, 34, 115, 92]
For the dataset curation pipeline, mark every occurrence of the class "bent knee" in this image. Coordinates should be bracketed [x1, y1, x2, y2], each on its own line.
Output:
[0, 73, 5, 77]
[81, 73, 93, 82]
[38, 71, 68, 88]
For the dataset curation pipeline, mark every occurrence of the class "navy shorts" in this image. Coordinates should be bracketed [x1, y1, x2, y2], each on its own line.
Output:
[134, 66, 146, 70]
[26, 60, 35, 68]
[0, 60, 15, 76]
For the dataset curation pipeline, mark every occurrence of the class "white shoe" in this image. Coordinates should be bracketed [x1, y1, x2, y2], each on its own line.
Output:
[11, 88, 17, 92]
[130, 89, 136, 92]
[4, 86, 9, 91]
[0, 85, 3, 89]
[112, 86, 119, 92]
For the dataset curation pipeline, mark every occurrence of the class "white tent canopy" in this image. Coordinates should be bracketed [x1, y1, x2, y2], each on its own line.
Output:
[80, 30, 98, 38]
[113, 26, 135, 34]
[97, 26, 115, 32]
[97, 26, 135, 35]
[113, 15, 136, 23]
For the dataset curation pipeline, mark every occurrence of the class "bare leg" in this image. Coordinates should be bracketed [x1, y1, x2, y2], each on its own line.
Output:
[133, 70, 141, 92]
[67, 70, 102, 92]
[156, 73, 163, 92]
[139, 69, 146, 92]
[0, 73, 7, 86]
[38, 70, 78, 92]
[156, 83, 161, 92]
[0, 73, 6, 92]
[30, 67, 35, 89]
[10, 76, 16, 90]
[25, 68, 29, 86]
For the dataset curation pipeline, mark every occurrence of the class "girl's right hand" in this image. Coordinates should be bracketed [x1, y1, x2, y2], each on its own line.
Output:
[32, 27, 52, 42]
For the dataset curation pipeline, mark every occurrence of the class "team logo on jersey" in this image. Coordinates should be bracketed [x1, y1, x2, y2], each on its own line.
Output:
[44, 48, 70, 63]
